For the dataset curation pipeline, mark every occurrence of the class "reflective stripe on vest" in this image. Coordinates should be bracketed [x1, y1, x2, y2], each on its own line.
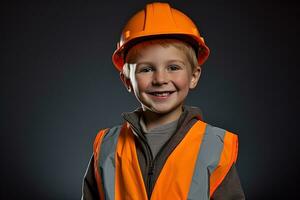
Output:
[93, 120, 238, 200]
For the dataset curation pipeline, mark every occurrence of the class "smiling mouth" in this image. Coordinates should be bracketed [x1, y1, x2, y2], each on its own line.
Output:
[148, 91, 175, 97]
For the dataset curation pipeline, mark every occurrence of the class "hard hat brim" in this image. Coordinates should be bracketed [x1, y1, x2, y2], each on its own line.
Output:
[112, 33, 210, 72]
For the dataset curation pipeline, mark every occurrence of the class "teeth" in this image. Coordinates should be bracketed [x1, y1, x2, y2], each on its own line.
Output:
[152, 92, 170, 97]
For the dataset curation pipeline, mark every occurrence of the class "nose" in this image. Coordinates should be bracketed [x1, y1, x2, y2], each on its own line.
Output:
[152, 70, 169, 85]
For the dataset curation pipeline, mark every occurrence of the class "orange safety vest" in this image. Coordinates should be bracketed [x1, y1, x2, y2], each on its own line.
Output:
[93, 120, 238, 200]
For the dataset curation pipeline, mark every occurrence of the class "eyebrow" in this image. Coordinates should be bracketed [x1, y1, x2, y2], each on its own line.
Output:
[136, 59, 186, 66]
[166, 59, 186, 65]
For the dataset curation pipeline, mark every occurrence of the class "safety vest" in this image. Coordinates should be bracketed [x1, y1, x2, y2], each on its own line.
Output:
[93, 120, 238, 200]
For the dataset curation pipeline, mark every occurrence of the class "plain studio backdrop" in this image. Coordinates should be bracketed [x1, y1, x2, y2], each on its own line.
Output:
[1, 1, 298, 199]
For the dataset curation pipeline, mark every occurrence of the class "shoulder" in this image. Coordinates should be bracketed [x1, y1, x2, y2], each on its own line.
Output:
[198, 121, 239, 169]
[93, 124, 124, 152]
[203, 122, 238, 146]
[201, 122, 240, 196]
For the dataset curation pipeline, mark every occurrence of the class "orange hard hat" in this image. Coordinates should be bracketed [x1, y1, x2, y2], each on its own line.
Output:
[112, 2, 210, 72]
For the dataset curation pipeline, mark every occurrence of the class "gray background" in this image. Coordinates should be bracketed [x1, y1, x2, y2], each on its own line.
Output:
[1, 0, 298, 199]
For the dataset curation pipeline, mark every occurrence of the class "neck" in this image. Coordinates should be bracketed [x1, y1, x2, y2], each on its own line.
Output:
[142, 106, 183, 130]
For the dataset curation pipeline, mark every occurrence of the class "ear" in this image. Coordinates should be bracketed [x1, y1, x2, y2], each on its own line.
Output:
[120, 72, 132, 92]
[189, 65, 201, 89]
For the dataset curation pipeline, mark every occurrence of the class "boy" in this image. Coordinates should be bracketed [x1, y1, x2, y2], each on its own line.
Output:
[82, 2, 245, 200]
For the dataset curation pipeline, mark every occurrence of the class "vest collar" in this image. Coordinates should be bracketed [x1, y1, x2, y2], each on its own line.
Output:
[121, 105, 203, 138]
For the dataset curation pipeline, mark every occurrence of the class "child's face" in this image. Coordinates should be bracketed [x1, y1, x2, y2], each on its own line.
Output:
[122, 44, 201, 117]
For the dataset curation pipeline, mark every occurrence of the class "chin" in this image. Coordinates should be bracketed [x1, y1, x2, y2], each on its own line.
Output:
[142, 105, 169, 114]
[151, 105, 182, 115]
[141, 98, 183, 115]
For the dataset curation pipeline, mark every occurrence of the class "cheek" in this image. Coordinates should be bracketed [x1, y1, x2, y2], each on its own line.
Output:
[173, 76, 191, 90]
[134, 75, 150, 91]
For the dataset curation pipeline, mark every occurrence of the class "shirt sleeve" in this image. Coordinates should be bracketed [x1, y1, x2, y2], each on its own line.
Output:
[81, 154, 100, 200]
[211, 164, 245, 200]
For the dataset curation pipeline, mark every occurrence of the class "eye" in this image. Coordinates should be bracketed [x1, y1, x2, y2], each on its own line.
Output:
[137, 65, 154, 73]
[168, 64, 181, 71]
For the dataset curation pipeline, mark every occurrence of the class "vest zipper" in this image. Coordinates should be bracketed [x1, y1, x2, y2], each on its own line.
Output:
[139, 136, 154, 198]
[143, 139, 154, 198]
[147, 160, 154, 198]
[130, 126, 154, 197]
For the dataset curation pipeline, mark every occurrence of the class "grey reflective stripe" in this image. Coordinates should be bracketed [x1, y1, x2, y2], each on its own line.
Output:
[98, 125, 122, 200]
[187, 123, 226, 200]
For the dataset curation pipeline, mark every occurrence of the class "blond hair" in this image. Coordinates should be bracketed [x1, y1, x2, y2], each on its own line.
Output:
[123, 39, 199, 78]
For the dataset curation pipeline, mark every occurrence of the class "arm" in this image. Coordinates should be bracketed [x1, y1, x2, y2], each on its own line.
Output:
[81, 155, 100, 200]
[211, 164, 245, 200]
